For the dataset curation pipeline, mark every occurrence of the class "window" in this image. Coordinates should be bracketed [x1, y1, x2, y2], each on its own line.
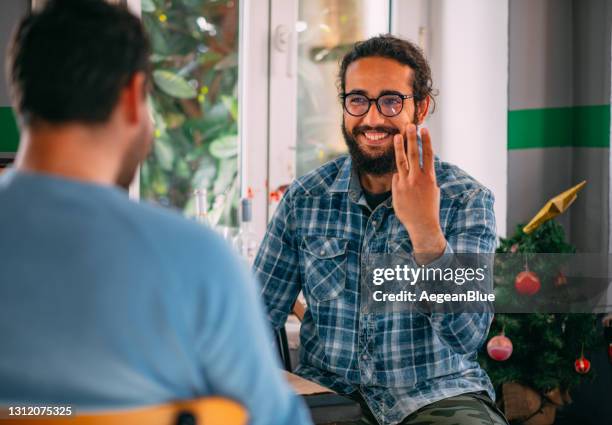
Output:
[295, 0, 390, 176]
[141, 0, 240, 227]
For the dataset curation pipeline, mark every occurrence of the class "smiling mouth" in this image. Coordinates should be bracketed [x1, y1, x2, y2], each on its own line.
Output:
[360, 131, 393, 144]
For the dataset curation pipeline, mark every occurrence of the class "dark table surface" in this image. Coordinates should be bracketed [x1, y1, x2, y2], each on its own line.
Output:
[286, 372, 362, 424]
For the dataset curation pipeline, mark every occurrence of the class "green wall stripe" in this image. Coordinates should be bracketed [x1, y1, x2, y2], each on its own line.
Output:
[0, 107, 19, 153]
[508, 105, 611, 149]
[574, 105, 611, 148]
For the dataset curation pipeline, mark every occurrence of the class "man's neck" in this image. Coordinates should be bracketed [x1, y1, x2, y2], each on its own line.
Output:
[15, 125, 121, 186]
[359, 171, 392, 194]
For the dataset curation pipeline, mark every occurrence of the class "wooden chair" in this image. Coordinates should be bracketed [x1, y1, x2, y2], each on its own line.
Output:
[1, 397, 247, 425]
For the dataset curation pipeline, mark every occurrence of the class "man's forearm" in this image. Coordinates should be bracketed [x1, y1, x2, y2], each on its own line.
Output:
[411, 229, 447, 265]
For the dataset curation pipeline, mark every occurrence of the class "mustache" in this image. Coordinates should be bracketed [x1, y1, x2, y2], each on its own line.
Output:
[352, 125, 400, 138]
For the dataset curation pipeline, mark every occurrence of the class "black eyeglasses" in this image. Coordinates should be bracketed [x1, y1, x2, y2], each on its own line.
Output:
[341, 92, 415, 117]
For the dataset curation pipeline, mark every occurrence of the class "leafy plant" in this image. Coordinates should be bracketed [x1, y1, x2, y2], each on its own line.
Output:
[141, 0, 239, 226]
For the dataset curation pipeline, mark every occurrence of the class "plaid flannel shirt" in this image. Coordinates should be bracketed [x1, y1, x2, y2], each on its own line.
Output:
[254, 154, 496, 425]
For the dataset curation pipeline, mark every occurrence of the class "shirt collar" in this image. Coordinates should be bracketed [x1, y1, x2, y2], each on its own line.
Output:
[329, 156, 353, 194]
[328, 150, 443, 208]
[328, 156, 372, 208]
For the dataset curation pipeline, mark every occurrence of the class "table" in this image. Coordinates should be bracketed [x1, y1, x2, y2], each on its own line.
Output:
[286, 372, 362, 424]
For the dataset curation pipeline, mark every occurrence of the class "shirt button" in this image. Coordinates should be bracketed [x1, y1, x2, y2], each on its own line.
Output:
[361, 354, 368, 361]
[372, 220, 377, 227]
[320, 250, 325, 256]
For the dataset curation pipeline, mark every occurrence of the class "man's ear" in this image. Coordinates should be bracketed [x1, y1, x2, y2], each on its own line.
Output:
[120, 72, 148, 125]
[416, 96, 430, 125]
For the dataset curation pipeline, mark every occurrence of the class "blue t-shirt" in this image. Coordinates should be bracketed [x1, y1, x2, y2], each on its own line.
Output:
[0, 170, 311, 425]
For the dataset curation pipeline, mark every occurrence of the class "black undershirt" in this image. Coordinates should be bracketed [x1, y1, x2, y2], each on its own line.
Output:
[363, 189, 391, 210]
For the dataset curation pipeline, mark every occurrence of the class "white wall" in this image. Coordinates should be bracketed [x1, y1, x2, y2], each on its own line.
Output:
[394, 0, 508, 237]
[427, 0, 508, 237]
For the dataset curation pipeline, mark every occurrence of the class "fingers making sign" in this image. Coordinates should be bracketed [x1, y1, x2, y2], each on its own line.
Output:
[392, 124, 447, 264]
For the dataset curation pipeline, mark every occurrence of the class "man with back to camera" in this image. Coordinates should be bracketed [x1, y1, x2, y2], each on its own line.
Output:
[0, 1, 312, 424]
[254, 35, 508, 425]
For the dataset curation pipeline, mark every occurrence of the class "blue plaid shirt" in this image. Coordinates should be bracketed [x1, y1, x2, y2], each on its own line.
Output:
[254, 154, 496, 425]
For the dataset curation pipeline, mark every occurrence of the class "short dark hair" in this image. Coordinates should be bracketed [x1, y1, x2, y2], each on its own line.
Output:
[338, 34, 436, 112]
[6, 0, 151, 127]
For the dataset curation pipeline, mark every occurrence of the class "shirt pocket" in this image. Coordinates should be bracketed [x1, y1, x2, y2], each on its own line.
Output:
[301, 236, 348, 302]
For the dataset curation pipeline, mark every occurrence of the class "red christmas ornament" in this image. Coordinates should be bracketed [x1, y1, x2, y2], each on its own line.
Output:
[487, 332, 513, 361]
[515, 270, 541, 296]
[574, 355, 591, 374]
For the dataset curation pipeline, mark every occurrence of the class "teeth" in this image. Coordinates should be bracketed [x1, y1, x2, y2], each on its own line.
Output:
[364, 132, 388, 141]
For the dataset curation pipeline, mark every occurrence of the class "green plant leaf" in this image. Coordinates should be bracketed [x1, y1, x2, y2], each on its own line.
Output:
[191, 154, 217, 189]
[199, 51, 223, 65]
[221, 95, 238, 122]
[175, 159, 191, 179]
[165, 112, 186, 129]
[209, 135, 237, 159]
[140, 160, 151, 190]
[153, 70, 197, 99]
[206, 101, 232, 120]
[182, 0, 204, 8]
[144, 15, 171, 56]
[154, 136, 174, 170]
[213, 159, 237, 195]
[214, 52, 238, 70]
[150, 54, 167, 63]
[141, 0, 156, 13]
[151, 167, 168, 195]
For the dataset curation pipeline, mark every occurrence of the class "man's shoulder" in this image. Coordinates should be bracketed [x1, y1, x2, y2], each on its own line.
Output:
[127, 198, 190, 227]
[116, 196, 238, 278]
[93, 191, 225, 264]
[125, 197, 219, 244]
[286, 155, 349, 197]
[436, 159, 494, 203]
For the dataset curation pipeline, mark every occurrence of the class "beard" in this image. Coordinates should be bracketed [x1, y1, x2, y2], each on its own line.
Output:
[342, 122, 400, 176]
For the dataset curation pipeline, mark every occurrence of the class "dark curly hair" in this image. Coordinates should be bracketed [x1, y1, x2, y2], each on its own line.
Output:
[338, 34, 436, 117]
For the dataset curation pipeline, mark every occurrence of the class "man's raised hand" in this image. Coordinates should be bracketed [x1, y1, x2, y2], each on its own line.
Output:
[391, 124, 446, 263]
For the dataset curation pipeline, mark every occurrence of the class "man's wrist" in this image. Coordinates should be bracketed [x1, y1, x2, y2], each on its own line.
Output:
[411, 230, 447, 265]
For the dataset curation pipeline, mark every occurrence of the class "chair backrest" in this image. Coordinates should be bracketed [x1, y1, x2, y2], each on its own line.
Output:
[276, 325, 293, 371]
[0, 397, 247, 425]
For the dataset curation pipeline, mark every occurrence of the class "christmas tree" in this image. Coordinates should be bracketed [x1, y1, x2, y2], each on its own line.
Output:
[479, 223, 600, 391]
[478, 183, 602, 424]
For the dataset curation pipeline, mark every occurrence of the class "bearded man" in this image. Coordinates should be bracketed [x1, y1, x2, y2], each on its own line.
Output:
[254, 35, 507, 425]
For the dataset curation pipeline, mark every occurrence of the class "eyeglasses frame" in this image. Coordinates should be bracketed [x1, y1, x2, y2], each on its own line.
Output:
[340, 92, 416, 117]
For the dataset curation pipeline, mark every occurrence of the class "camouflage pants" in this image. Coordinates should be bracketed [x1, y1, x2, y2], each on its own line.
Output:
[343, 392, 509, 425]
